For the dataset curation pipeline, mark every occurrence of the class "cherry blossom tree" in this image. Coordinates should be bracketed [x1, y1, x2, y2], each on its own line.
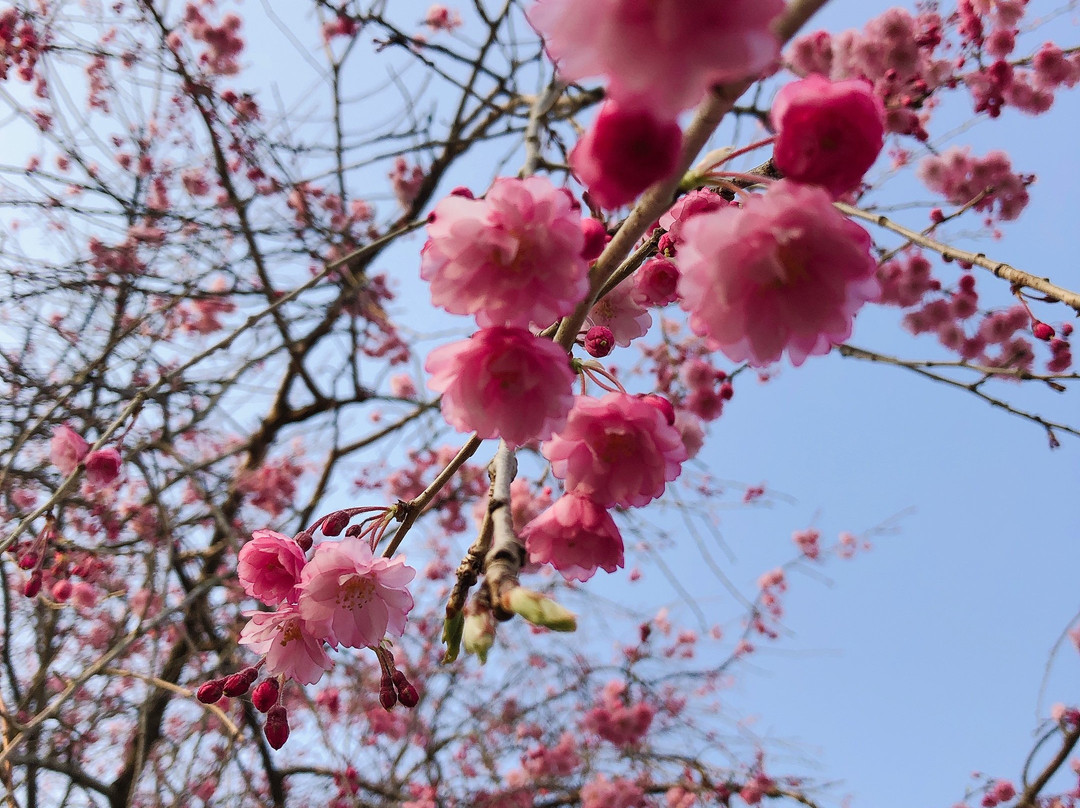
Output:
[0, 1, 1078, 807]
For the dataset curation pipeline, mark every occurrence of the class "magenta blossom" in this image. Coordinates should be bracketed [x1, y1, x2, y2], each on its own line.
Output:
[238, 604, 333, 686]
[421, 176, 589, 329]
[528, 0, 784, 117]
[523, 494, 624, 582]
[84, 448, 122, 487]
[50, 424, 89, 476]
[678, 180, 879, 366]
[425, 326, 575, 446]
[570, 100, 682, 209]
[542, 393, 687, 508]
[771, 74, 885, 198]
[238, 529, 307, 605]
[298, 537, 415, 649]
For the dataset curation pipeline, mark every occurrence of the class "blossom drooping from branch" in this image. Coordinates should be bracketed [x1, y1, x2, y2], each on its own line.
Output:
[522, 493, 624, 582]
[298, 537, 415, 649]
[542, 393, 687, 508]
[425, 327, 575, 446]
[238, 604, 333, 686]
[421, 177, 589, 329]
[237, 529, 307, 605]
[570, 100, 682, 209]
[677, 180, 879, 366]
[527, 0, 785, 117]
[771, 74, 885, 198]
[50, 425, 89, 476]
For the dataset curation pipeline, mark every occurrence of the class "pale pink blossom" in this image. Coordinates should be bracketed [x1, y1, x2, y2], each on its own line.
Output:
[528, 0, 784, 117]
[425, 327, 575, 446]
[421, 177, 588, 328]
[582, 680, 655, 747]
[50, 425, 89, 476]
[771, 74, 885, 197]
[298, 536, 415, 648]
[580, 773, 648, 808]
[587, 280, 652, 347]
[673, 410, 705, 460]
[238, 529, 307, 605]
[238, 604, 333, 685]
[84, 447, 122, 487]
[678, 180, 879, 366]
[542, 393, 687, 508]
[522, 493, 624, 582]
[570, 100, 682, 209]
[423, 5, 462, 32]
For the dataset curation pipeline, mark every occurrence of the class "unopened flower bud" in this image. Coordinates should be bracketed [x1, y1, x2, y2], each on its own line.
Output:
[392, 670, 419, 708]
[1033, 321, 1055, 341]
[584, 325, 614, 358]
[23, 571, 42, 598]
[320, 511, 350, 536]
[503, 587, 577, 632]
[17, 552, 38, 570]
[263, 705, 289, 749]
[581, 217, 607, 262]
[223, 671, 253, 697]
[379, 674, 397, 710]
[719, 382, 734, 401]
[196, 679, 225, 704]
[294, 531, 314, 551]
[462, 609, 497, 664]
[251, 678, 279, 713]
[51, 579, 73, 602]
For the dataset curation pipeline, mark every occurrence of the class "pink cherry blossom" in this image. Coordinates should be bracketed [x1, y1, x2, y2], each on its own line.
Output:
[542, 393, 687, 508]
[586, 280, 652, 347]
[632, 256, 680, 307]
[527, 0, 784, 117]
[425, 326, 575, 446]
[522, 493, 624, 582]
[237, 529, 307, 605]
[50, 424, 89, 476]
[421, 177, 589, 329]
[582, 680, 655, 747]
[677, 180, 879, 366]
[657, 188, 730, 248]
[580, 773, 648, 808]
[84, 448, 122, 487]
[570, 100, 682, 210]
[771, 74, 885, 198]
[238, 604, 333, 686]
[298, 537, 415, 648]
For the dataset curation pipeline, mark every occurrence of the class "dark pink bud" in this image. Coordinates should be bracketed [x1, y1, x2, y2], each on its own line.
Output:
[580, 217, 607, 262]
[321, 511, 350, 536]
[23, 572, 42, 598]
[657, 232, 676, 255]
[1061, 323, 1073, 336]
[638, 394, 675, 426]
[223, 671, 253, 697]
[251, 678, 279, 713]
[584, 325, 614, 358]
[958, 275, 976, 292]
[17, 552, 38, 570]
[196, 679, 225, 704]
[344, 523, 364, 538]
[295, 531, 314, 551]
[449, 186, 474, 199]
[719, 382, 734, 401]
[392, 670, 419, 708]
[930, 208, 944, 223]
[84, 447, 122, 487]
[263, 705, 289, 749]
[379, 683, 397, 711]
[51, 579, 73, 602]
[1033, 322, 1055, 341]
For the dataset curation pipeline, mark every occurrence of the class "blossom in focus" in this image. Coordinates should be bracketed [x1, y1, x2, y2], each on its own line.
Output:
[298, 536, 415, 648]
[421, 177, 589, 329]
[425, 326, 575, 446]
[238, 529, 307, 605]
[522, 493, 624, 582]
[771, 74, 885, 198]
[542, 393, 687, 508]
[84, 447, 122, 487]
[238, 604, 333, 685]
[678, 180, 879, 366]
[527, 0, 784, 117]
[570, 100, 682, 209]
[586, 280, 652, 347]
[50, 424, 89, 476]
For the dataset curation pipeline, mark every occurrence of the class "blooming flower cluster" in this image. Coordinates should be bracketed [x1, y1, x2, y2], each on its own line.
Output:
[235, 530, 415, 686]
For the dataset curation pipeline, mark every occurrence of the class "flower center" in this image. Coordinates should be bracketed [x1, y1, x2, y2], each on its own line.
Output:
[338, 575, 377, 612]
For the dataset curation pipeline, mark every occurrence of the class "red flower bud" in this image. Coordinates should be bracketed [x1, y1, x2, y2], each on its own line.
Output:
[294, 531, 314, 552]
[392, 670, 419, 708]
[196, 679, 225, 704]
[223, 671, 253, 697]
[320, 511, 350, 536]
[23, 572, 42, 598]
[17, 552, 38, 570]
[1033, 321, 1055, 341]
[263, 705, 289, 749]
[251, 679, 279, 713]
[584, 325, 614, 358]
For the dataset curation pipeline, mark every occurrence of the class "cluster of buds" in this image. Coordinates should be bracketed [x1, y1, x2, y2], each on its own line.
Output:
[375, 645, 419, 711]
[196, 665, 292, 749]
